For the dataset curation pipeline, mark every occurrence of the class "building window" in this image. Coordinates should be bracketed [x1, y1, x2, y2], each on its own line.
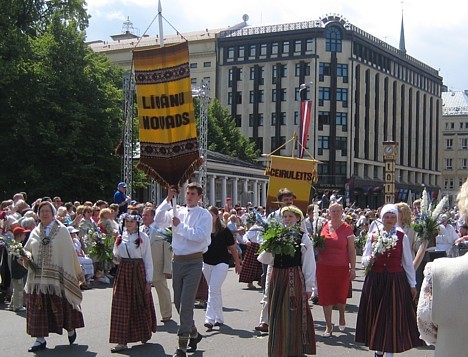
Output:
[294, 40, 301, 53]
[203, 61, 211, 68]
[249, 114, 264, 127]
[318, 135, 329, 155]
[336, 88, 348, 106]
[191, 78, 197, 85]
[271, 136, 286, 151]
[306, 39, 313, 52]
[326, 26, 342, 52]
[294, 111, 299, 125]
[335, 136, 347, 156]
[235, 114, 242, 127]
[318, 111, 330, 129]
[238, 46, 245, 60]
[249, 44, 256, 58]
[282, 41, 290, 56]
[227, 92, 233, 105]
[272, 89, 277, 102]
[336, 112, 347, 131]
[227, 47, 235, 59]
[249, 91, 255, 104]
[271, 42, 279, 56]
[271, 113, 286, 126]
[319, 87, 331, 105]
[249, 89, 264, 104]
[461, 158, 468, 169]
[250, 67, 255, 80]
[446, 158, 452, 170]
[446, 138, 453, 149]
[461, 138, 468, 149]
[335, 161, 347, 175]
[337, 63, 348, 82]
[228, 69, 233, 87]
[258, 90, 264, 102]
[319, 62, 331, 80]
[236, 91, 242, 104]
[260, 44, 267, 57]
[190, 63, 197, 68]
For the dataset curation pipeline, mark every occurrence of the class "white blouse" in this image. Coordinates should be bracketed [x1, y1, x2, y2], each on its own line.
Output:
[417, 262, 437, 345]
[113, 230, 153, 283]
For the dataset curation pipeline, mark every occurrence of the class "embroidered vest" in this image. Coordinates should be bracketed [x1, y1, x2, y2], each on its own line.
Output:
[372, 230, 404, 273]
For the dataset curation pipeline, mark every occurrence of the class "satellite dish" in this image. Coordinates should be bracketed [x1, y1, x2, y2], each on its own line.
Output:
[242, 14, 249, 22]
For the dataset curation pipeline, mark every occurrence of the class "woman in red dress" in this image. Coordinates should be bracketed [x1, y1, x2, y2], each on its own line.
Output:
[316, 203, 356, 336]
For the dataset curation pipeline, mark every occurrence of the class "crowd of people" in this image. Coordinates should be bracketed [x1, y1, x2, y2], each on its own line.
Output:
[1, 179, 468, 356]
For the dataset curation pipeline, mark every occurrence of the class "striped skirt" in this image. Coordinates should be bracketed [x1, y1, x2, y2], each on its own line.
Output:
[355, 270, 425, 353]
[26, 292, 84, 337]
[268, 266, 316, 356]
[109, 258, 157, 344]
[239, 242, 263, 283]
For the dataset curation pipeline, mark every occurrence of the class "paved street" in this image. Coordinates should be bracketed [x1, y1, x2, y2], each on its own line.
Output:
[1, 258, 435, 357]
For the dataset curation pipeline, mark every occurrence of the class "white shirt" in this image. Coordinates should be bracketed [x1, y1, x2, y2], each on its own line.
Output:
[242, 224, 264, 244]
[435, 224, 458, 253]
[300, 233, 316, 293]
[154, 201, 211, 256]
[113, 231, 153, 283]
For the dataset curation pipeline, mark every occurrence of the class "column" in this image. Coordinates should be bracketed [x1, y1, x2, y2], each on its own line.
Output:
[209, 175, 216, 206]
[253, 180, 259, 206]
[261, 181, 267, 208]
[243, 179, 249, 205]
[221, 176, 227, 207]
[233, 177, 239, 206]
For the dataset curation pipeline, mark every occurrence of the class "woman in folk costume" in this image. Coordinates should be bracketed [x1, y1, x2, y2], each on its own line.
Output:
[267, 205, 316, 356]
[238, 212, 264, 289]
[23, 201, 85, 352]
[355, 204, 424, 357]
[109, 212, 157, 353]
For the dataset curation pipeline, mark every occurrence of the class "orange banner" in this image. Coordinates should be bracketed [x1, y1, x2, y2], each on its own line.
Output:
[265, 156, 318, 214]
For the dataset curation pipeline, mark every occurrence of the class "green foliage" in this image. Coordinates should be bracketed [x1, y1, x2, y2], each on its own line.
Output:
[195, 99, 260, 162]
[0, 1, 123, 202]
[258, 220, 303, 257]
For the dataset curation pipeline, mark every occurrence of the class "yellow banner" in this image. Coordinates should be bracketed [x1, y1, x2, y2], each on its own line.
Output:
[133, 42, 201, 187]
[265, 156, 318, 214]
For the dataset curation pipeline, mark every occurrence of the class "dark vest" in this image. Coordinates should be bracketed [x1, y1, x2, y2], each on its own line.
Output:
[372, 230, 404, 273]
[273, 239, 302, 268]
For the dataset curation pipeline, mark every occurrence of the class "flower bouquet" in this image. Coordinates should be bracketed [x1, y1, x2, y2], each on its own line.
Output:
[83, 228, 114, 271]
[354, 230, 367, 255]
[364, 227, 398, 275]
[411, 188, 448, 247]
[5, 237, 39, 272]
[311, 204, 325, 249]
[257, 219, 303, 257]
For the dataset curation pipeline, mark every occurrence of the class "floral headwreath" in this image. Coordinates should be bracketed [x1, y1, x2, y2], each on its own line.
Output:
[280, 205, 304, 221]
[120, 213, 143, 224]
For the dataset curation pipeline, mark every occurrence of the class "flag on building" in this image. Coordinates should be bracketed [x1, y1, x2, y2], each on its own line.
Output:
[298, 100, 312, 158]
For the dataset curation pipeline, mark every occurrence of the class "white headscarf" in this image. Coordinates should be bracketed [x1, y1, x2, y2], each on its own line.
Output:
[380, 204, 398, 220]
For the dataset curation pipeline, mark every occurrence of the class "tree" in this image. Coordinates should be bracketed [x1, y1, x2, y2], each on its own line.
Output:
[195, 98, 259, 162]
[0, 3, 123, 202]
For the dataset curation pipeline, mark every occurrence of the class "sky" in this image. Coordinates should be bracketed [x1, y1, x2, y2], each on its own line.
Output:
[85, 0, 467, 91]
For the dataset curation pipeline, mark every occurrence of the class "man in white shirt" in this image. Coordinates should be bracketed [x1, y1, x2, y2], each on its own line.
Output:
[155, 183, 212, 357]
[141, 207, 173, 323]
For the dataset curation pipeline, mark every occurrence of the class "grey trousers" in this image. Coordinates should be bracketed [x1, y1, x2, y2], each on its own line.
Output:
[172, 257, 203, 337]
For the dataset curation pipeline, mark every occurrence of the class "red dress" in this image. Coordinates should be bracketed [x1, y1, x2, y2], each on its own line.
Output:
[316, 221, 354, 305]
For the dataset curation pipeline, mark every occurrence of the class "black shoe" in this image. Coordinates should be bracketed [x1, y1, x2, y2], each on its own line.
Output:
[173, 349, 187, 357]
[214, 322, 223, 327]
[204, 322, 213, 330]
[68, 330, 77, 344]
[187, 333, 203, 352]
[28, 341, 47, 352]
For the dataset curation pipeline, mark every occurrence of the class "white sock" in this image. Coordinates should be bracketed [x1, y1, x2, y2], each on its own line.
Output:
[34, 337, 46, 345]
[67, 329, 75, 337]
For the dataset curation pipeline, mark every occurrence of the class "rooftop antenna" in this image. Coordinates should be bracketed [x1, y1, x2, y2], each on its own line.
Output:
[122, 16, 138, 36]
[399, 0, 406, 53]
